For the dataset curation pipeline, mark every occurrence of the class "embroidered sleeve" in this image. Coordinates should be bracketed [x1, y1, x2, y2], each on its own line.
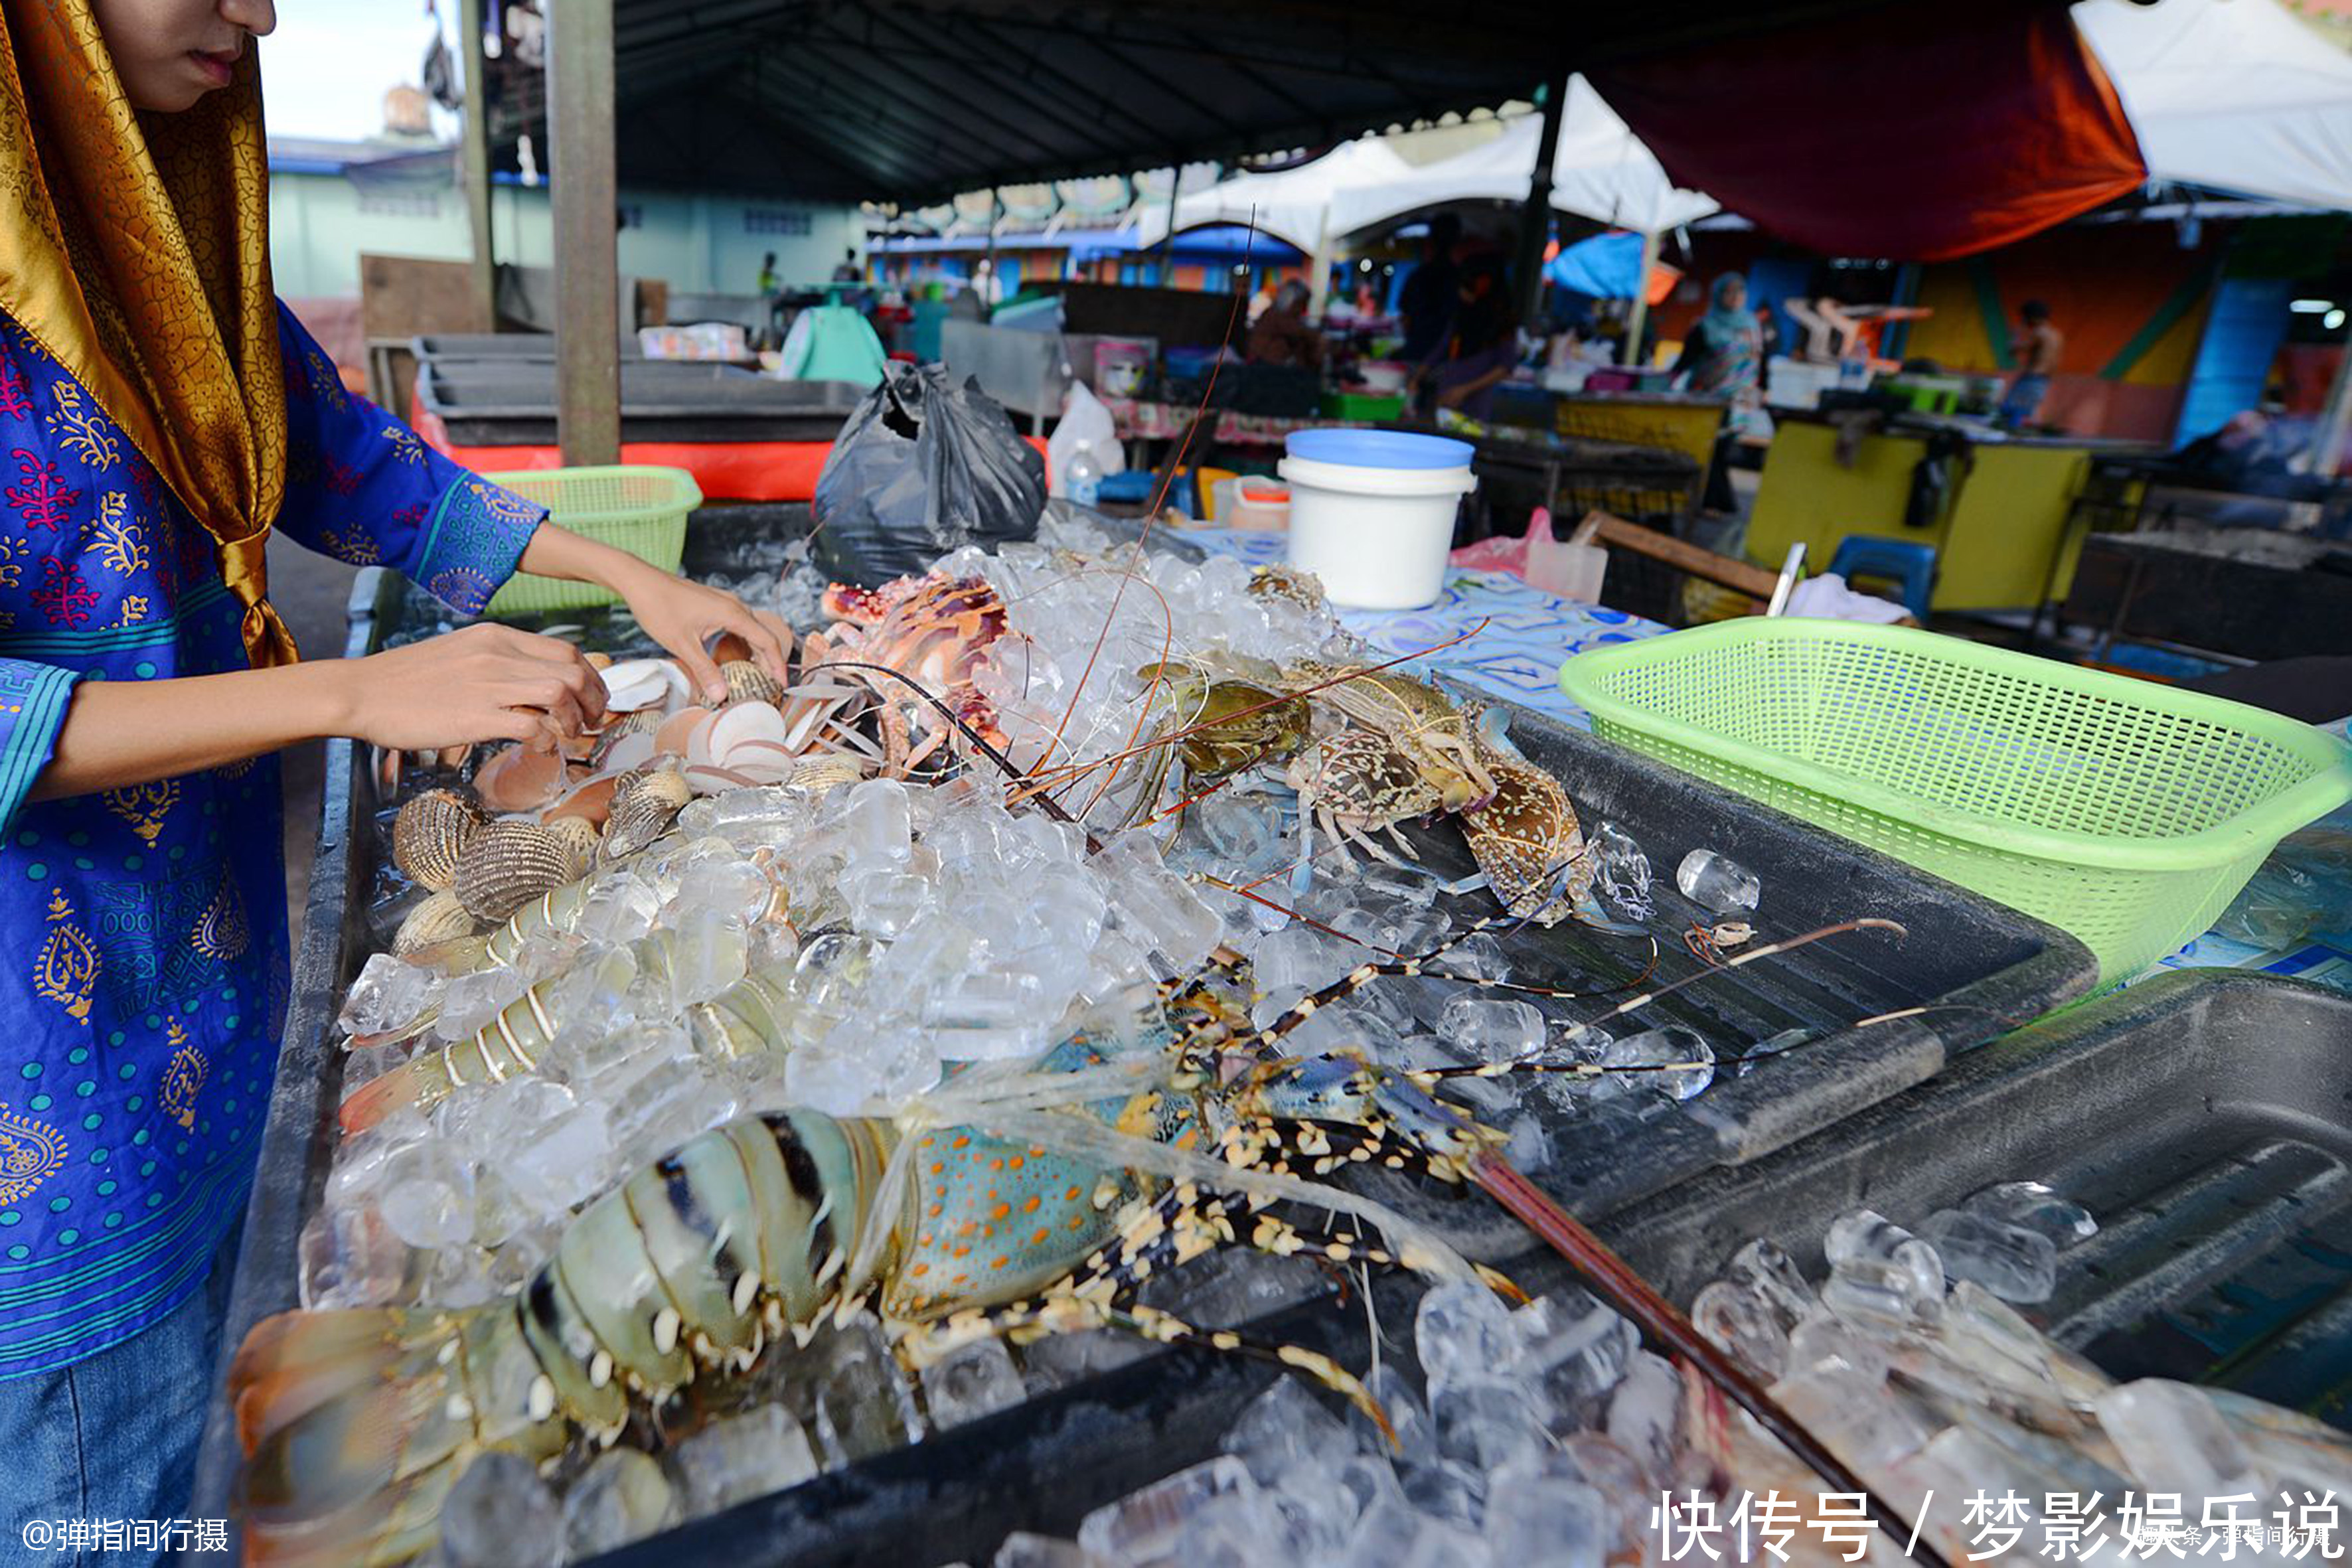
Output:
[272, 303, 545, 616]
[0, 657, 83, 834]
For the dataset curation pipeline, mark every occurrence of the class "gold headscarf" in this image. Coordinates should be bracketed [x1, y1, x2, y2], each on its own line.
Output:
[0, 0, 295, 666]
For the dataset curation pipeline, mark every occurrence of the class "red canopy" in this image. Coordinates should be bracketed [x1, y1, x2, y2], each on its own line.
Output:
[1593, 1, 2148, 262]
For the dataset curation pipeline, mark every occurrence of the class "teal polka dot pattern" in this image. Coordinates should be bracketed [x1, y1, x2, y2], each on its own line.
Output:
[5, 1245, 24, 1261]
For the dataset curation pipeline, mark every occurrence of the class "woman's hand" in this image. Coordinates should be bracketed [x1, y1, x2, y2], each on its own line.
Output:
[605, 559, 791, 705]
[339, 623, 608, 753]
[517, 523, 789, 705]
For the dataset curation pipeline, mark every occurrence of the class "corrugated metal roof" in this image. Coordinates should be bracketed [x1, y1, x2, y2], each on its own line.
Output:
[487, 1, 1910, 203]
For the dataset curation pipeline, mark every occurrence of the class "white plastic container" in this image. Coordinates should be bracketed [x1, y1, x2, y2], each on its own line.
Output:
[1279, 430, 1476, 609]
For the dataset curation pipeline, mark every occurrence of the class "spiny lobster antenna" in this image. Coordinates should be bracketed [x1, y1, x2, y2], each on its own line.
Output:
[1470, 1155, 1951, 1568]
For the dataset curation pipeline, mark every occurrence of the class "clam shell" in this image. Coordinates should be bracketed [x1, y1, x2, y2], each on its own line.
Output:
[392, 888, 477, 956]
[544, 773, 621, 831]
[391, 788, 484, 892]
[542, 815, 602, 876]
[601, 767, 693, 860]
[474, 743, 570, 815]
[710, 631, 754, 665]
[454, 821, 580, 921]
[719, 660, 785, 708]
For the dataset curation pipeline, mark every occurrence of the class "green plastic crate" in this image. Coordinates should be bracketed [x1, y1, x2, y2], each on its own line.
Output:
[1560, 620, 2352, 984]
[479, 465, 702, 617]
[1320, 390, 1407, 422]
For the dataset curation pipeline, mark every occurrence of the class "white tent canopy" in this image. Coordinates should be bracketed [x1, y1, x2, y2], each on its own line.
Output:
[1326, 78, 1718, 238]
[2076, 0, 2352, 212]
[1129, 137, 1415, 253]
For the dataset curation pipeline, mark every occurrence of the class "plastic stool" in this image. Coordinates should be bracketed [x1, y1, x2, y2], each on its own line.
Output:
[1825, 536, 1937, 620]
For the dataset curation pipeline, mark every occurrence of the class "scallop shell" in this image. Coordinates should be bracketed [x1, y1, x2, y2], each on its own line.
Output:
[544, 772, 621, 831]
[708, 700, 789, 766]
[542, 814, 602, 876]
[599, 658, 676, 713]
[591, 709, 665, 769]
[391, 789, 485, 892]
[601, 766, 693, 860]
[474, 743, 571, 815]
[392, 888, 477, 956]
[654, 706, 714, 759]
[454, 821, 580, 921]
[719, 660, 785, 708]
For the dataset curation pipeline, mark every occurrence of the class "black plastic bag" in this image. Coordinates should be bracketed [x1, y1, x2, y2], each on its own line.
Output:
[810, 364, 1046, 588]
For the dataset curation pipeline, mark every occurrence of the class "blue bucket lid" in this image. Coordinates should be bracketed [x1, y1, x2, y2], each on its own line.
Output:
[1286, 428, 1473, 470]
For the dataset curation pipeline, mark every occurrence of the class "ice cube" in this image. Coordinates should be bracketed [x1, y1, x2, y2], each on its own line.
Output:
[1349, 1362, 1436, 1460]
[1431, 1377, 1551, 1474]
[297, 1204, 412, 1310]
[1824, 1210, 1944, 1298]
[919, 1337, 1026, 1429]
[1397, 1457, 1486, 1532]
[440, 1450, 561, 1568]
[503, 1102, 613, 1217]
[1415, 1279, 1522, 1396]
[1768, 1359, 1936, 1473]
[1077, 1456, 1258, 1566]
[1674, 848, 1760, 915]
[1964, 1179, 2098, 1247]
[1591, 821, 1652, 923]
[576, 872, 663, 945]
[1605, 1351, 1683, 1484]
[376, 1139, 475, 1251]
[1253, 925, 1356, 993]
[670, 1403, 819, 1518]
[1723, 1237, 1818, 1327]
[1917, 1208, 2057, 1303]
[839, 777, 915, 865]
[1588, 1026, 1714, 1101]
[1436, 996, 1546, 1065]
[1096, 832, 1222, 971]
[806, 1316, 920, 1466]
[562, 1448, 677, 1557]
[1485, 1450, 1606, 1568]
[1350, 1494, 1488, 1568]
[1430, 933, 1509, 983]
[1786, 1308, 1891, 1383]
[2096, 1379, 2260, 1502]
[1222, 1377, 1354, 1485]
[1689, 1279, 1790, 1381]
[337, 952, 443, 1038]
[992, 1534, 1105, 1568]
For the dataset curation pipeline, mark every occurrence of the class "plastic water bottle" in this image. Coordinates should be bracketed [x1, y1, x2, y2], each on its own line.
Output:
[1065, 443, 1102, 508]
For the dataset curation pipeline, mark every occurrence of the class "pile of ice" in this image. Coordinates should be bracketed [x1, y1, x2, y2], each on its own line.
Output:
[992, 1182, 2352, 1568]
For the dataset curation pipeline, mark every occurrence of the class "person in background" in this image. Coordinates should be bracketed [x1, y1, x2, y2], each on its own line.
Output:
[1999, 299, 2062, 430]
[757, 250, 781, 294]
[1397, 212, 1463, 362]
[1672, 273, 1762, 399]
[1409, 255, 1520, 420]
[0, 1, 785, 1551]
[1245, 279, 1324, 370]
[830, 246, 860, 284]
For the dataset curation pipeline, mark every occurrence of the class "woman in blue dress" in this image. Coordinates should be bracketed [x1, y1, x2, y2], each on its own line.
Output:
[0, 0, 788, 1547]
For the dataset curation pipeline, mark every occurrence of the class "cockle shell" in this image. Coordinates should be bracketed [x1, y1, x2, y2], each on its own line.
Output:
[390, 789, 484, 892]
[454, 821, 579, 921]
[542, 815, 602, 875]
[601, 767, 692, 860]
[718, 660, 785, 708]
[391, 889, 477, 956]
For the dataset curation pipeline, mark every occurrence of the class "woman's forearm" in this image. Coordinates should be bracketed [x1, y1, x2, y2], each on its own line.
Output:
[519, 522, 660, 595]
[31, 660, 356, 800]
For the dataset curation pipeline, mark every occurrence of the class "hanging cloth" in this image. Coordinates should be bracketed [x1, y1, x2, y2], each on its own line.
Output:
[0, 0, 297, 665]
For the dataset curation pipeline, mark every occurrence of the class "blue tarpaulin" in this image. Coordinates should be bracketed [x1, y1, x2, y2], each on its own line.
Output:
[1545, 230, 1646, 299]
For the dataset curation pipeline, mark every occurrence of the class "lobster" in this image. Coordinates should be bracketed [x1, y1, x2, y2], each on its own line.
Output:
[234, 896, 1927, 1567]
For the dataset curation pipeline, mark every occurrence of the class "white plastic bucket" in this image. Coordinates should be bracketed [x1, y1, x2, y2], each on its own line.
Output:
[1281, 432, 1476, 609]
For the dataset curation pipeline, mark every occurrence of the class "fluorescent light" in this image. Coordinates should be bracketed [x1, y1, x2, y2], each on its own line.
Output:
[2329, 309, 2348, 331]
[2290, 299, 2335, 313]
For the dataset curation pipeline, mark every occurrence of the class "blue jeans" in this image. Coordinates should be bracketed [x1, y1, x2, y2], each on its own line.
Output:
[0, 1226, 238, 1567]
[1998, 372, 2049, 430]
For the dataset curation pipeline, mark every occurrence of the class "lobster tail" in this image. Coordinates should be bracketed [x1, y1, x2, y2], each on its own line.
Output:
[231, 1306, 564, 1567]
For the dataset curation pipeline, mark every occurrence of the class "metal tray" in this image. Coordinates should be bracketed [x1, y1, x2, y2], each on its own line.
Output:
[411, 333, 647, 363]
[191, 511, 2095, 1551]
[621, 971, 2349, 1568]
[418, 360, 864, 445]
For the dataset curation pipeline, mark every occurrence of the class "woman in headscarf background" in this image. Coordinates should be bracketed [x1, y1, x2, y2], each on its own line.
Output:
[0, 0, 787, 1543]
[1674, 273, 1763, 400]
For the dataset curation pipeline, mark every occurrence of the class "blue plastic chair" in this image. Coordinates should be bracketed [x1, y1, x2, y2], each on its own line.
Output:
[1825, 536, 1937, 621]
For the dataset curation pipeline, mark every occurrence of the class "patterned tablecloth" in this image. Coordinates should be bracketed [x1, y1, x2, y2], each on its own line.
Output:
[1177, 524, 2352, 993]
[1173, 524, 1666, 730]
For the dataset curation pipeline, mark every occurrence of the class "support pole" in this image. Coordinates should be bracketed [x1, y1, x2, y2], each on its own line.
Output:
[1513, 80, 1566, 329]
[1621, 226, 1662, 368]
[550, 0, 619, 467]
[1304, 207, 1334, 320]
[457, 0, 495, 329]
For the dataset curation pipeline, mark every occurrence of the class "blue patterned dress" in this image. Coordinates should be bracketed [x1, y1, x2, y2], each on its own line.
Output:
[0, 303, 543, 1377]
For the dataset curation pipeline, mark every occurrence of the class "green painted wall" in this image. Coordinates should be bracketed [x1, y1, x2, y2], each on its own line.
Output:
[268, 171, 863, 300]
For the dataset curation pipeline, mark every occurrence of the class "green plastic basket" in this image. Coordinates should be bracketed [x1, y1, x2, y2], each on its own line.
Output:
[479, 465, 702, 617]
[1559, 620, 2352, 984]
